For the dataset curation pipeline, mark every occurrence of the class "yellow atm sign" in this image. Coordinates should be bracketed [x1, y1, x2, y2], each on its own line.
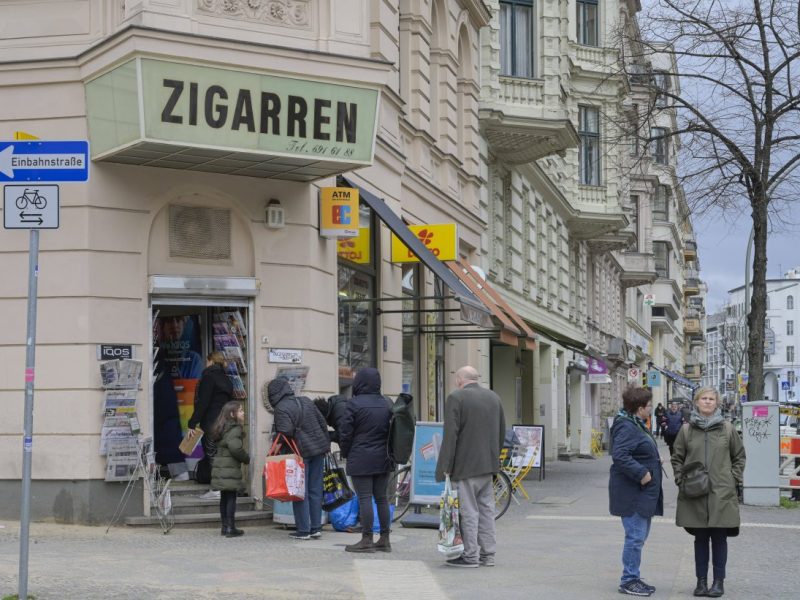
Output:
[390, 224, 458, 263]
[320, 187, 359, 237]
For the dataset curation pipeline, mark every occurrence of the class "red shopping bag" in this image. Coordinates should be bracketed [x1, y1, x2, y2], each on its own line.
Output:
[263, 434, 306, 502]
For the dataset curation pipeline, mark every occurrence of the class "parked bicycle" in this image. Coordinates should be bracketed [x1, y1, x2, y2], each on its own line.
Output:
[387, 460, 513, 522]
[15, 188, 47, 210]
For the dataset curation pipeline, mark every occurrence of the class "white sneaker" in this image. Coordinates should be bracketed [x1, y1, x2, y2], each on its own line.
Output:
[199, 490, 220, 500]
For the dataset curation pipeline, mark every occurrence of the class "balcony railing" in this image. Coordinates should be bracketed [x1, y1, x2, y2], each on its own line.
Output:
[498, 76, 544, 107]
[684, 317, 701, 334]
[684, 239, 697, 261]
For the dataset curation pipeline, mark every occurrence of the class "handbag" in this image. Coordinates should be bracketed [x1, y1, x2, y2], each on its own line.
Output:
[263, 433, 306, 502]
[322, 453, 354, 511]
[437, 474, 464, 555]
[680, 428, 710, 498]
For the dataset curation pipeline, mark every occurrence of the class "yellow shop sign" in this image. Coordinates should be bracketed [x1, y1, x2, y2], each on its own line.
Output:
[320, 187, 359, 237]
[390, 224, 457, 263]
[337, 227, 371, 264]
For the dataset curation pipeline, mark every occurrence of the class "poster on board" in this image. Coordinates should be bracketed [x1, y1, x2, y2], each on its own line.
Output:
[410, 422, 445, 504]
[512, 424, 545, 480]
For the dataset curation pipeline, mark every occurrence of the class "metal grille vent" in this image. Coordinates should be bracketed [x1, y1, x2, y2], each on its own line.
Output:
[169, 205, 231, 260]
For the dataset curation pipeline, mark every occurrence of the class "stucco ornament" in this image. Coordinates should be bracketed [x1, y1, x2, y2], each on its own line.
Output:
[197, 0, 309, 26]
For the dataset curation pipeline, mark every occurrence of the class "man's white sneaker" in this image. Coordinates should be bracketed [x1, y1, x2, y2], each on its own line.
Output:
[199, 490, 220, 500]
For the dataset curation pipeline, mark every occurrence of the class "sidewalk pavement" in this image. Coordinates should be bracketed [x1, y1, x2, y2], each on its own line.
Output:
[1, 439, 797, 599]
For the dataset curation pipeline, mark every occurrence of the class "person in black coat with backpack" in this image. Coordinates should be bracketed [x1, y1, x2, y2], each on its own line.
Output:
[338, 367, 394, 553]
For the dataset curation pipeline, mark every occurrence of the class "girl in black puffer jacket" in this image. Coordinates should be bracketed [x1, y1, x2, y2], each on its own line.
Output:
[210, 401, 249, 538]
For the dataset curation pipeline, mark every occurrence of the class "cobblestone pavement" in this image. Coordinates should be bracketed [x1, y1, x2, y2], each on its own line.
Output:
[1, 441, 797, 599]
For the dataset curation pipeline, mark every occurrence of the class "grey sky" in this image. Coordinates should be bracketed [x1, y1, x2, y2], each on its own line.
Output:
[694, 202, 800, 313]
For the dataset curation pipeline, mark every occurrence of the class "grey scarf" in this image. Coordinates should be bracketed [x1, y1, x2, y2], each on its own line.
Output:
[689, 408, 725, 430]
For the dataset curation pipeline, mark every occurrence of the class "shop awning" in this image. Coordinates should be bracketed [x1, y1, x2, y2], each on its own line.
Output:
[651, 365, 697, 390]
[340, 176, 492, 324]
[447, 259, 536, 349]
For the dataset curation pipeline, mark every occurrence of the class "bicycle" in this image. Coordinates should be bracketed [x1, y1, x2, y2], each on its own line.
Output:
[387, 463, 512, 522]
[15, 188, 47, 210]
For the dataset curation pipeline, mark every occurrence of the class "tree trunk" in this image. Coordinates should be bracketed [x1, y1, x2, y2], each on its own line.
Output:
[746, 195, 769, 403]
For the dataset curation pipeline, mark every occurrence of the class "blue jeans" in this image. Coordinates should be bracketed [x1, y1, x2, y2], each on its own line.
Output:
[620, 513, 652, 585]
[292, 454, 324, 535]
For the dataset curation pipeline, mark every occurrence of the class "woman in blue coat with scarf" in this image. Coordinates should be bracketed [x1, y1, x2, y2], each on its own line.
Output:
[609, 386, 664, 597]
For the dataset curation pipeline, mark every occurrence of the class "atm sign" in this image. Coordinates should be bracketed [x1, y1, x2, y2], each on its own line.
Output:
[320, 187, 359, 237]
[390, 223, 457, 263]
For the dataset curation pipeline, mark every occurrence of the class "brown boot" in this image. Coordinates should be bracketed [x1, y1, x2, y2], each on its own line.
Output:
[345, 534, 375, 553]
[374, 533, 391, 552]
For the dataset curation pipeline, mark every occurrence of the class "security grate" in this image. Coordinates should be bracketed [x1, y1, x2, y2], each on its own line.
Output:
[169, 205, 231, 260]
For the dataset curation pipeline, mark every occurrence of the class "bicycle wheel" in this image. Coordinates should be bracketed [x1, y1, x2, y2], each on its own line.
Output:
[493, 471, 512, 519]
[31, 193, 47, 209]
[387, 465, 412, 522]
[15, 194, 28, 209]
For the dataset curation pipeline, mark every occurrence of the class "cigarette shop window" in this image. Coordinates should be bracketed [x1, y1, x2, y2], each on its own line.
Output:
[338, 203, 378, 389]
[402, 263, 421, 416]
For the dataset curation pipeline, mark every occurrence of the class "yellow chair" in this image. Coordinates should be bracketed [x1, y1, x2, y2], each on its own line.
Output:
[500, 445, 536, 502]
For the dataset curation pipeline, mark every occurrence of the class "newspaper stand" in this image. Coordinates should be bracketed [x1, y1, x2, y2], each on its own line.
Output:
[779, 435, 800, 492]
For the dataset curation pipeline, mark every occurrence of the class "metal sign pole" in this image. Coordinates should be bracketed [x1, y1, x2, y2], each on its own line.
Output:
[18, 228, 39, 600]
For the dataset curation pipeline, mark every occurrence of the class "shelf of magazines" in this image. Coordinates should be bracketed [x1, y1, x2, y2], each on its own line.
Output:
[212, 308, 248, 400]
[98, 358, 144, 482]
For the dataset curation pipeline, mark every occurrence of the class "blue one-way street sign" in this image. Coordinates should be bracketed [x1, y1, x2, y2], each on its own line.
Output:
[0, 140, 89, 182]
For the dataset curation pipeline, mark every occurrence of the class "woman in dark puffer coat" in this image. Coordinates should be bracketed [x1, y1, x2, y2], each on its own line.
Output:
[339, 367, 394, 553]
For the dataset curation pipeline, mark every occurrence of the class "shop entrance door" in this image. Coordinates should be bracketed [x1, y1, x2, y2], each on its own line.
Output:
[151, 300, 252, 487]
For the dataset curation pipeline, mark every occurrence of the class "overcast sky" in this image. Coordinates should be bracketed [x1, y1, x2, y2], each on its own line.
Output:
[694, 200, 800, 313]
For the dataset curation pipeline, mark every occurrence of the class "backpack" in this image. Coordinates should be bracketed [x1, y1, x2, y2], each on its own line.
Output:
[387, 393, 415, 464]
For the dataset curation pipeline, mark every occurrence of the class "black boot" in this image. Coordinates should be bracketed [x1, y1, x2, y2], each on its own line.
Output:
[374, 533, 391, 552]
[693, 577, 709, 596]
[707, 578, 724, 597]
[345, 534, 375, 553]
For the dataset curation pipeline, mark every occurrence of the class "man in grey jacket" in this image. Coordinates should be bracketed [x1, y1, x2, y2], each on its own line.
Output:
[435, 366, 505, 567]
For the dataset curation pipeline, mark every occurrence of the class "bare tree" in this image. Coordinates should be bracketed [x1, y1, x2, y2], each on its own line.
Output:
[619, 0, 800, 403]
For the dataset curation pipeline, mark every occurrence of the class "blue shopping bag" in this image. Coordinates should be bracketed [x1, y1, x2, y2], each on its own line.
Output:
[329, 496, 359, 532]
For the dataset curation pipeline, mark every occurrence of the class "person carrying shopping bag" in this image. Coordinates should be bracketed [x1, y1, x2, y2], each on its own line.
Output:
[609, 386, 663, 597]
[435, 366, 505, 568]
[672, 387, 745, 598]
[268, 376, 331, 540]
[338, 367, 394, 553]
[209, 401, 250, 537]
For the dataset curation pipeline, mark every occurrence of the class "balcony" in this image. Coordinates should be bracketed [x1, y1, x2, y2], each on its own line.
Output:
[684, 278, 701, 296]
[684, 239, 697, 261]
[617, 251, 658, 288]
[567, 186, 628, 240]
[684, 317, 701, 334]
[684, 363, 703, 380]
[480, 77, 579, 164]
[688, 332, 706, 345]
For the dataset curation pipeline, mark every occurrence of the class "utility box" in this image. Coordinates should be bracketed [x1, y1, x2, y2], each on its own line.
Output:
[742, 401, 780, 506]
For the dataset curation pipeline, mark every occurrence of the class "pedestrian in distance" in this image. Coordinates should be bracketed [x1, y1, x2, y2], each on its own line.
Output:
[188, 351, 234, 497]
[314, 394, 349, 444]
[663, 402, 684, 456]
[268, 376, 331, 540]
[435, 365, 506, 568]
[338, 368, 394, 553]
[609, 386, 663, 597]
[654, 403, 666, 438]
[671, 386, 746, 598]
[209, 400, 250, 537]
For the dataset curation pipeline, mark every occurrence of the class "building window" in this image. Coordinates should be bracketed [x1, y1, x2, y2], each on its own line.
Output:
[651, 127, 668, 165]
[788, 295, 794, 309]
[576, 0, 598, 46]
[579, 106, 601, 185]
[500, 0, 535, 78]
[653, 185, 670, 221]
[654, 241, 669, 278]
[337, 204, 377, 389]
[401, 264, 421, 416]
[789, 320, 794, 336]
[630, 194, 639, 251]
[653, 71, 670, 107]
[788, 346, 795, 363]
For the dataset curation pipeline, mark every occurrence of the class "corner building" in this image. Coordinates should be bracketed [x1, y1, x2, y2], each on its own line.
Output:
[0, 0, 501, 523]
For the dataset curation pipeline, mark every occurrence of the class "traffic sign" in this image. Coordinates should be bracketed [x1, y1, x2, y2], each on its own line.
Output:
[627, 367, 641, 383]
[3, 185, 59, 229]
[0, 140, 89, 182]
[782, 381, 791, 391]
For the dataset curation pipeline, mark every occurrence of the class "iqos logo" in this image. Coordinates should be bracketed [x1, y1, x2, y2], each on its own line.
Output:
[98, 344, 133, 360]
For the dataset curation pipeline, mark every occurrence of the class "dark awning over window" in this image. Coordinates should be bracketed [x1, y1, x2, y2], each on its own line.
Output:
[340, 176, 491, 321]
[651, 365, 697, 390]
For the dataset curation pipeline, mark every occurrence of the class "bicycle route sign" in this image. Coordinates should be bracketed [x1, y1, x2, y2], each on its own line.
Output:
[3, 185, 59, 229]
[0, 140, 89, 182]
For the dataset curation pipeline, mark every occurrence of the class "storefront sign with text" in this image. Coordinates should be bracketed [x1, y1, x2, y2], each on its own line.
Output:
[337, 227, 371, 264]
[320, 187, 359, 237]
[390, 223, 457, 263]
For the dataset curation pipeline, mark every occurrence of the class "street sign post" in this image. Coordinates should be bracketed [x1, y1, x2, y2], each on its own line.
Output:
[4, 185, 59, 229]
[0, 140, 89, 182]
[5, 138, 85, 600]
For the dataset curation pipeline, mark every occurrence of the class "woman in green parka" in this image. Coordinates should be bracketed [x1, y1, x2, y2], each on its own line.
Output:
[672, 387, 745, 598]
[210, 401, 250, 538]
